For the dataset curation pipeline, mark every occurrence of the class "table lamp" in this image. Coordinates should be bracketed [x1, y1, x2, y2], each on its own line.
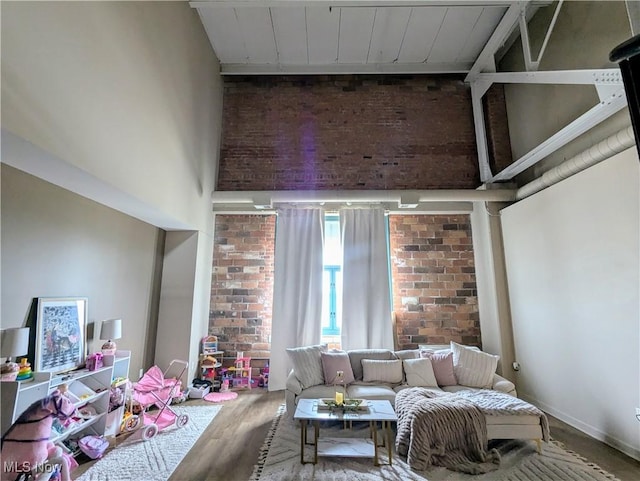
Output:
[1, 327, 30, 381]
[100, 318, 122, 356]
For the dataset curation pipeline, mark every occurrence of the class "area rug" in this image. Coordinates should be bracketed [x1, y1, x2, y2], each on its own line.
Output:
[204, 391, 238, 403]
[76, 404, 221, 481]
[250, 405, 621, 481]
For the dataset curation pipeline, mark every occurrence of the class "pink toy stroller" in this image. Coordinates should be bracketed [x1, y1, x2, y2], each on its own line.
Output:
[130, 360, 189, 441]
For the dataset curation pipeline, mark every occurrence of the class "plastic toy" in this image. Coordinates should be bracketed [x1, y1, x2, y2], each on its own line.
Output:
[128, 360, 189, 441]
[0, 390, 78, 481]
[15, 358, 33, 381]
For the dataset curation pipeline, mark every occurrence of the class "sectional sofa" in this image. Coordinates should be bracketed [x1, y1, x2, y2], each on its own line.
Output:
[285, 342, 516, 415]
[285, 342, 547, 448]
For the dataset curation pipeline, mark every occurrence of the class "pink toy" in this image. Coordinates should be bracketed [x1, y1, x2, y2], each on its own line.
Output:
[0, 390, 78, 481]
[78, 435, 109, 459]
[130, 361, 190, 441]
[220, 379, 230, 392]
[86, 352, 104, 371]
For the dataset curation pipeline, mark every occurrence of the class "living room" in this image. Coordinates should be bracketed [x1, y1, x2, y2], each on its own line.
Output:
[1, 1, 639, 480]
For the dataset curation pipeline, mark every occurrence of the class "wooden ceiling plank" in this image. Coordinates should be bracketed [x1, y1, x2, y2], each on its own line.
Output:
[397, 7, 447, 63]
[235, 7, 278, 63]
[306, 7, 340, 64]
[428, 6, 484, 64]
[196, 7, 248, 63]
[368, 7, 412, 63]
[338, 7, 377, 64]
[457, 6, 506, 63]
[220, 61, 471, 74]
[271, 7, 309, 64]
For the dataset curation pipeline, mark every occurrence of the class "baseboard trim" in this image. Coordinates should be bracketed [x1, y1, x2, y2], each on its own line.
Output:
[520, 393, 640, 462]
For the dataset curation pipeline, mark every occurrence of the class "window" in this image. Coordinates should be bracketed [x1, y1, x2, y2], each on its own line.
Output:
[321, 215, 342, 348]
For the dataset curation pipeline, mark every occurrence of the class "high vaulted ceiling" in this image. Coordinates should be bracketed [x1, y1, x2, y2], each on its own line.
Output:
[191, 0, 631, 196]
[190, 0, 541, 75]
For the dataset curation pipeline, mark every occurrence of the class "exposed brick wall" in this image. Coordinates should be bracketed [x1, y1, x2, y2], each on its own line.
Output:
[389, 215, 480, 349]
[210, 213, 480, 359]
[210, 215, 275, 369]
[484, 84, 513, 174]
[218, 75, 481, 191]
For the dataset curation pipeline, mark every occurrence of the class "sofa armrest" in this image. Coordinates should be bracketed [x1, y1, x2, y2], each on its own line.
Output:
[285, 369, 303, 395]
[492, 373, 517, 397]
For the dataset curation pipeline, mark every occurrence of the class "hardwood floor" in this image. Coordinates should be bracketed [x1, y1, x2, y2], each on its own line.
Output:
[170, 389, 283, 481]
[74, 388, 640, 481]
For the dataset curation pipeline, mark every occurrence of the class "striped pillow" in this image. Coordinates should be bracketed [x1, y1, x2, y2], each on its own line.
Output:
[361, 359, 403, 384]
[450, 341, 498, 389]
[286, 344, 326, 388]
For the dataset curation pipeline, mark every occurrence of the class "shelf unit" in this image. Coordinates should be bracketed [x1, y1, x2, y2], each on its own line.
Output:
[1, 351, 130, 446]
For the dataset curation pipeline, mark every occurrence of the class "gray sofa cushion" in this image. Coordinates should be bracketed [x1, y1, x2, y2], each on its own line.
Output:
[347, 349, 394, 381]
[347, 383, 396, 403]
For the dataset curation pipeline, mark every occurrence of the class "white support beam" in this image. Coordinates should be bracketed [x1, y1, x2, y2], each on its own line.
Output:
[471, 82, 493, 182]
[518, 0, 563, 71]
[211, 189, 517, 206]
[220, 62, 472, 75]
[519, 8, 535, 71]
[489, 89, 628, 181]
[475, 69, 623, 85]
[465, 2, 527, 82]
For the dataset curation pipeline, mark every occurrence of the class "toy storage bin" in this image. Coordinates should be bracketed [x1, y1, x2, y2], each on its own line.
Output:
[68, 381, 97, 403]
[188, 384, 210, 398]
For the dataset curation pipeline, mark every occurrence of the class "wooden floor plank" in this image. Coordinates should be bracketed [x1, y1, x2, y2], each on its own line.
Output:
[73, 388, 639, 481]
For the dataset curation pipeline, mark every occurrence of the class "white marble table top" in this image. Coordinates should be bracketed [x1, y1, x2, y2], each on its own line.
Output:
[294, 398, 397, 422]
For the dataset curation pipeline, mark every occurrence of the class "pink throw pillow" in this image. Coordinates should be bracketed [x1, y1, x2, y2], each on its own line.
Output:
[421, 350, 457, 386]
[321, 351, 355, 385]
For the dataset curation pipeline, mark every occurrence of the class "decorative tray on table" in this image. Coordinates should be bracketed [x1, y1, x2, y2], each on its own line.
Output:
[318, 398, 369, 412]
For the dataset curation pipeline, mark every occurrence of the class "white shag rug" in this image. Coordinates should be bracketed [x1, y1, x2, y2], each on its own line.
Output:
[76, 404, 221, 481]
[250, 405, 622, 481]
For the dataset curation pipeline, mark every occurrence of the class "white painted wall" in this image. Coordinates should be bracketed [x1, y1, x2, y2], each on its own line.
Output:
[1, 2, 223, 373]
[154, 230, 214, 384]
[1, 165, 161, 379]
[1, 1, 221, 234]
[501, 148, 640, 459]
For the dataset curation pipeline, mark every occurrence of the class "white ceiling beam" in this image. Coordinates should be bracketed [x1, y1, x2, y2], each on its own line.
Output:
[219, 61, 472, 74]
[211, 189, 517, 205]
[489, 89, 628, 182]
[464, 2, 526, 82]
[213, 202, 475, 214]
[191, 1, 540, 8]
[471, 83, 493, 182]
[475, 69, 623, 85]
[521, 0, 563, 70]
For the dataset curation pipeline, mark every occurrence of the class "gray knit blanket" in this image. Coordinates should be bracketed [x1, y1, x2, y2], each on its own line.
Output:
[395, 388, 501, 474]
[453, 389, 550, 442]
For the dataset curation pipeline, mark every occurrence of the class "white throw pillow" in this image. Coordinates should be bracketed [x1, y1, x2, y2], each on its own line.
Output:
[450, 341, 498, 389]
[361, 359, 403, 384]
[286, 344, 326, 388]
[403, 358, 439, 387]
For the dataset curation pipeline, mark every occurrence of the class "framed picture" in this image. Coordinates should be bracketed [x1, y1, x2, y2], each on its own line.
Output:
[34, 297, 87, 374]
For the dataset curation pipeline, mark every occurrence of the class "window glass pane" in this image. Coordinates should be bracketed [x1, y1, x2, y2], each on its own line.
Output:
[322, 216, 342, 348]
[324, 217, 341, 265]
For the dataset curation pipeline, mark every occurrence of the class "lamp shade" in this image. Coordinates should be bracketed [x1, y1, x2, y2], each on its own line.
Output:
[100, 319, 122, 341]
[0, 327, 30, 359]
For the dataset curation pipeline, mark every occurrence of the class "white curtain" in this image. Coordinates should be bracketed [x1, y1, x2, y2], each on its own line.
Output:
[269, 208, 324, 391]
[340, 208, 393, 351]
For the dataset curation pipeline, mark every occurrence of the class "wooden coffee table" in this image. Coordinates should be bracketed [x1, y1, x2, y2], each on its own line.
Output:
[293, 398, 397, 466]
